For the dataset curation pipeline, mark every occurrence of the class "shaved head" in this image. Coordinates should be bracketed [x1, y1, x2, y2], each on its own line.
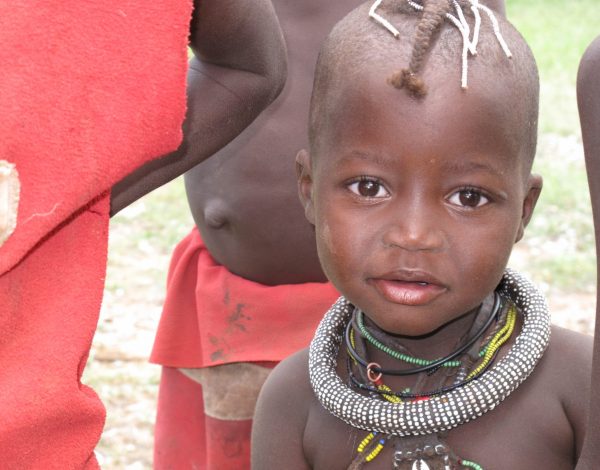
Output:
[309, 1, 539, 169]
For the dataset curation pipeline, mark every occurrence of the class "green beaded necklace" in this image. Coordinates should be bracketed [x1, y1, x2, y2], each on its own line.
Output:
[356, 310, 492, 368]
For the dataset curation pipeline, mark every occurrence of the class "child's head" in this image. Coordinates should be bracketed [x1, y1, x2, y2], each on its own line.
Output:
[297, 0, 542, 336]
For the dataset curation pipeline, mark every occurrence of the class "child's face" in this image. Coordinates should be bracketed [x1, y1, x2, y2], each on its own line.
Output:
[298, 69, 542, 336]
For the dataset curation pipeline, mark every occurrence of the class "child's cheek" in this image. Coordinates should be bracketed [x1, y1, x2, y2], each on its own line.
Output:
[317, 222, 338, 256]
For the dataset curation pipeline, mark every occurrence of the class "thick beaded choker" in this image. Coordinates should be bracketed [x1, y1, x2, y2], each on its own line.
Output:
[308, 269, 551, 436]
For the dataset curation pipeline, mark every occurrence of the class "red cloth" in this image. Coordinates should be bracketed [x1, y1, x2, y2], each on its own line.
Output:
[151, 228, 339, 468]
[151, 227, 340, 367]
[0, 1, 191, 467]
[154, 367, 257, 470]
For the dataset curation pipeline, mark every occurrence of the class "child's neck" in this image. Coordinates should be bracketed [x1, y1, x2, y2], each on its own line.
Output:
[352, 294, 498, 395]
[364, 303, 484, 364]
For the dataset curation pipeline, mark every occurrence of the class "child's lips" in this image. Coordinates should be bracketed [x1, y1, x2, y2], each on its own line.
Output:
[369, 277, 447, 306]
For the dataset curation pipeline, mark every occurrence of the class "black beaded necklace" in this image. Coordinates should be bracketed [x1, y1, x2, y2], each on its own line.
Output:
[344, 293, 502, 376]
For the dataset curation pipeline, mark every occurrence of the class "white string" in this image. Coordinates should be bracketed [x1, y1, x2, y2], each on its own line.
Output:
[470, 0, 482, 54]
[453, 0, 476, 54]
[369, 0, 512, 90]
[444, 9, 471, 88]
[477, 3, 512, 57]
[369, 0, 400, 38]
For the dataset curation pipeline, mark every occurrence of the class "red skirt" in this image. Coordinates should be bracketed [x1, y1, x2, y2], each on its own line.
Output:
[150, 227, 339, 368]
[151, 228, 339, 468]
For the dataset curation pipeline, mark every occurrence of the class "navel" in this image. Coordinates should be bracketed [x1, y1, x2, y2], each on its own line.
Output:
[203, 199, 230, 229]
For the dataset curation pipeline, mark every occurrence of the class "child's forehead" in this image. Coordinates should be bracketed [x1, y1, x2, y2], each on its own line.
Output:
[314, 51, 536, 173]
[309, 3, 539, 168]
[322, 62, 525, 150]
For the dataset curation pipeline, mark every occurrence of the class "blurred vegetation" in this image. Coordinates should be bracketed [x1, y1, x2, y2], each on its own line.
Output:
[505, 0, 599, 292]
[508, 0, 600, 135]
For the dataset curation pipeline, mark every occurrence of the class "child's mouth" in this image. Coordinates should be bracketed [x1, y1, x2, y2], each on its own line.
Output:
[369, 277, 446, 306]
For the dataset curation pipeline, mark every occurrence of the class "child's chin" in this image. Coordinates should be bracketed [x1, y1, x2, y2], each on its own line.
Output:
[366, 315, 442, 338]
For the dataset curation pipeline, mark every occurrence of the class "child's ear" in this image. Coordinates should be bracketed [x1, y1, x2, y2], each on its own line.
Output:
[295, 149, 315, 224]
[515, 174, 543, 243]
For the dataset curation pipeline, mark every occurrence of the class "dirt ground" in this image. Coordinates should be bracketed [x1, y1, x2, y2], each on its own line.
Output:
[84, 181, 597, 469]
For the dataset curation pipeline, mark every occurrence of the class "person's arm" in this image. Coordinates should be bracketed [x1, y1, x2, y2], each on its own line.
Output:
[252, 350, 312, 470]
[576, 34, 600, 470]
[110, 0, 287, 215]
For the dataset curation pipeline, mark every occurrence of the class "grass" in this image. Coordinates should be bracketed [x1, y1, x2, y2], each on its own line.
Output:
[503, 0, 599, 291]
[508, 0, 600, 135]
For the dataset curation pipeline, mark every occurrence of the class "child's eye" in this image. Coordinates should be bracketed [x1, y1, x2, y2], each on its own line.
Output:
[347, 178, 389, 198]
[447, 188, 490, 208]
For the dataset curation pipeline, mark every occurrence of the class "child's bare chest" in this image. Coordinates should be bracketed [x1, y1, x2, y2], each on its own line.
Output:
[303, 375, 574, 470]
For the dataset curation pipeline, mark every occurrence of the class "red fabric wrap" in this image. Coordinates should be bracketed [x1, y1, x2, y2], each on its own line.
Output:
[151, 227, 340, 367]
[154, 367, 256, 470]
[0, 1, 191, 273]
[0, 1, 192, 467]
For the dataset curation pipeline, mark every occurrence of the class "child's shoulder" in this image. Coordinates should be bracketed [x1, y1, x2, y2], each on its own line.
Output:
[530, 324, 592, 457]
[546, 324, 592, 393]
[261, 347, 313, 398]
[532, 324, 592, 405]
[544, 324, 592, 383]
[252, 348, 314, 469]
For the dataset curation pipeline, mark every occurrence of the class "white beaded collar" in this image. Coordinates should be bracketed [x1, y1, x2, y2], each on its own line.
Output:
[308, 269, 551, 436]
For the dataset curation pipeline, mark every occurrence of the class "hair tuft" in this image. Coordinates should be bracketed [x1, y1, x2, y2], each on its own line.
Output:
[387, 69, 427, 97]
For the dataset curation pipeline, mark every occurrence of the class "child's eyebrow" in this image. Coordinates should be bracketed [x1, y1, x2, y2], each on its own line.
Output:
[336, 150, 396, 168]
[439, 159, 504, 177]
[337, 152, 506, 177]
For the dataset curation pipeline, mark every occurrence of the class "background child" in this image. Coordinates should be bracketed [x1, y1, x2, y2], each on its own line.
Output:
[253, 1, 592, 469]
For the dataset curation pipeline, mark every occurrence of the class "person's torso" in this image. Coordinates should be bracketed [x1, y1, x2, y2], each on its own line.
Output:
[184, 0, 364, 285]
[302, 324, 578, 470]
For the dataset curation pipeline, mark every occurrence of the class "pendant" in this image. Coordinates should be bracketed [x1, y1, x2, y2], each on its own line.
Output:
[411, 460, 432, 470]
[393, 435, 457, 470]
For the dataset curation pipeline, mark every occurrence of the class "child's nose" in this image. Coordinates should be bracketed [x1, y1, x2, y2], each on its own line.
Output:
[380, 203, 444, 252]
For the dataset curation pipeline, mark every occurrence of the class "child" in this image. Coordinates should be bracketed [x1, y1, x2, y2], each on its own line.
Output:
[252, 1, 592, 469]
[577, 34, 600, 469]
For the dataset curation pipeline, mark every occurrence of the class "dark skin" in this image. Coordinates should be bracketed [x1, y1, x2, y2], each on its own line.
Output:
[576, 35, 600, 470]
[181, 0, 365, 285]
[252, 50, 591, 469]
[110, 0, 287, 215]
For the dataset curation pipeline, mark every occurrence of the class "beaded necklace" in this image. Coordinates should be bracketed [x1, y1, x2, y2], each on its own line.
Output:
[346, 294, 501, 376]
[355, 308, 497, 369]
[346, 303, 517, 400]
[308, 270, 550, 439]
[346, 295, 513, 469]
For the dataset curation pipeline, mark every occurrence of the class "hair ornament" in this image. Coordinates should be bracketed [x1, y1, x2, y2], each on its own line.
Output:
[369, 0, 401, 38]
[369, 0, 512, 90]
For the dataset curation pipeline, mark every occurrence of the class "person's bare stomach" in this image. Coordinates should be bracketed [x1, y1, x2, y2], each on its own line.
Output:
[184, 144, 325, 286]
[182, 41, 328, 286]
